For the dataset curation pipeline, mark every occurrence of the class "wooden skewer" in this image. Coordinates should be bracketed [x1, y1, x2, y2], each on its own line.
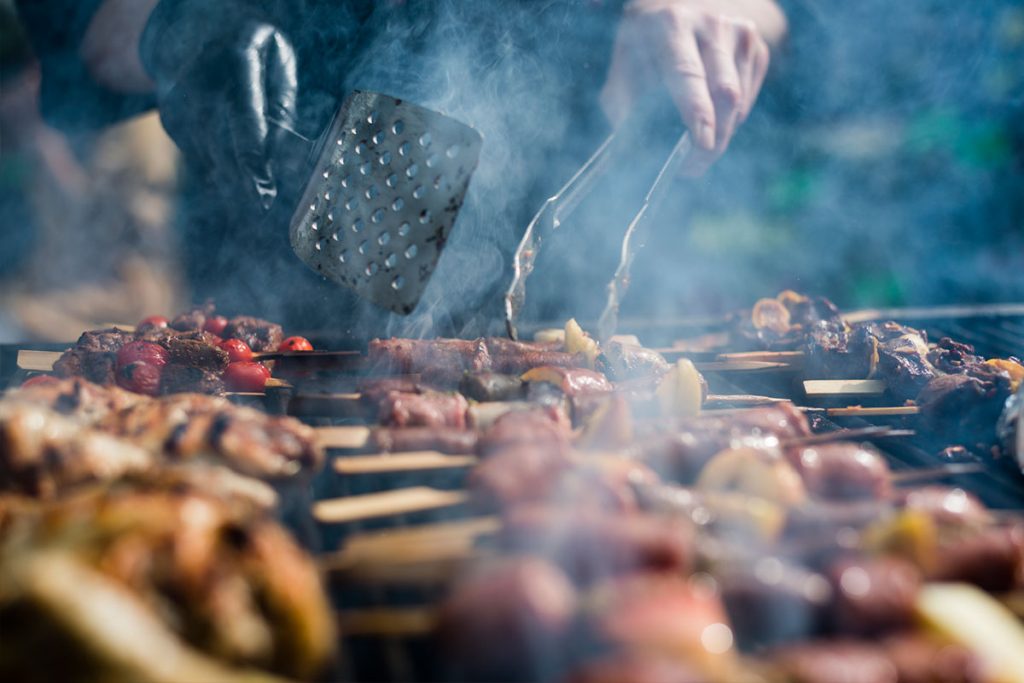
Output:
[804, 379, 886, 396]
[825, 405, 920, 417]
[16, 350, 61, 372]
[313, 486, 469, 524]
[334, 452, 478, 475]
[321, 517, 498, 582]
[316, 426, 372, 450]
[325, 427, 917, 477]
[717, 350, 806, 364]
[891, 463, 986, 485]
[337, 608, 438, 637]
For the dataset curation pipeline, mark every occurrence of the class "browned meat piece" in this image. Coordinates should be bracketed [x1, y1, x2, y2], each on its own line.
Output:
[367, 337, 490, 383]
[159, 363, 226, 395]
[0, 485, 335, 679]
[783, 501, 894, 569]
[553, 456, 661, 514]
[521, 366, 614, 398]
[873, 324, 938, 401]
[596, 341, 670, 383]
[53, 349, 117, 385]
[881, 634, 983, 683]
[436, 558, 577, 682]
[53, 330, 134, 384]
[718, 560, 832, 649]
[0, 402, 154, 498]
[827, 557, 921, 635]
[803, 321, 876, 379]
[164, 335, 230, 371]
[168, 302, 214, 331]
[899, 486, 992, 527]
[100, 394, 323, 480]
[221, 316, 283, 352]
[917, 364, 1015, 455]
[563, 654, 711, 683]
[769, 641, 898, 683]
[928, 524, 1024, 592]
[927, 337, 984, 374]
[500, 505, 694, 584]
[634, 404, 811, 483]
[358, 377, 426, 406]
[581, 574, 735, 672]
[71, 327, 135, 353]
[458, 372, 526, 402]
[467, 445, 573, 511]
[11, 377, 146, 424]
[787, 442, 892, 502]
[484, 337, 582, 374]
[734, 292, 844, 351]
[369, 426, 478, 454]
[376, 390, 468, 428]
[476, 406, 572, 457]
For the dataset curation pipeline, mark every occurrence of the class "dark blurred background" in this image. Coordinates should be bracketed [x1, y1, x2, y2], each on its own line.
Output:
[1, 0, 1022, 341]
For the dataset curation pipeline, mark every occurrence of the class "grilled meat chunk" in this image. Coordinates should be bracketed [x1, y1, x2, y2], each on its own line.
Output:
[787, 442, 892, 502]
[564, 654, 711, 683]
[0, 485, 335, 679]
[159, 364, 226, 395]
[367, 337, 582, 386]
[468, 445, 574, 511]
[803, 320, 876, 379]
[369, 426, 479, 454]
[476, 406, 572, 457]
[596, 341, 670, 383]
[917, 363, 1015, 455]
[735, 291, 844, 351]
[100, 394, 323, 480]
[221, 316, 283, 352]
[163, 335, 230, 371]
[458, 372, 526, 402]
[0, 402, 153, 498]
[168, 302, 214, 331]
[376, 390, 469, 429]
[437, 558, 577, 682]
[635, 403, 811, 483]
[827, 557, 921, 635]
[500, 505, 694, 584]
[11, 377, 146, 424]
[881, 634, 983, 683]
[927, 337, 985, 374]
[769, 641, 898, 683]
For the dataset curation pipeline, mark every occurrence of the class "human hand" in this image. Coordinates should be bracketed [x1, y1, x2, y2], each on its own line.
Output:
[601, 0, 773, 176]
[140, 0, 298, 209]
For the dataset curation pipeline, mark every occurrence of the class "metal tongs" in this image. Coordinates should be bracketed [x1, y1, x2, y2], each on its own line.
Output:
[504, 126, 694, 340]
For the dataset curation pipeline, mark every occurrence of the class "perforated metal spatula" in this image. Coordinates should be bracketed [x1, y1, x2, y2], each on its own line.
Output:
[290, 91, 483, 314]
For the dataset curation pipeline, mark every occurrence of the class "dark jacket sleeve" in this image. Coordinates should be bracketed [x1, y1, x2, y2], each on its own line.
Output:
[15, 0, 156, 132]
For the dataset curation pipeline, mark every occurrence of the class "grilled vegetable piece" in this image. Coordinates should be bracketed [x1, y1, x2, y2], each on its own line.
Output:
[915, 583, 1024, 683]
[656, 359, 705, 419]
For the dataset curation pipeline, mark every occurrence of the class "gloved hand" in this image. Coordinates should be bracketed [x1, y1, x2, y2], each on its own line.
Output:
[140, 0, 298, 210]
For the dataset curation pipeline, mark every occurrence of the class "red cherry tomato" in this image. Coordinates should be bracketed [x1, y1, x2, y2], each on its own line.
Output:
[279, 336, 314, 352]
[224, 361, 271, 392]
[138, 315, 169, 330]
[21, 375, 60, 388]
[203, 315, 228, 336]
[219, 338, 253, 363]
[117, 361, 162, 396]
[116, 341, 168, 370]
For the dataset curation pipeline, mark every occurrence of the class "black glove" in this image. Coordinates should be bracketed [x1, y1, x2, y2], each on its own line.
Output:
[140, 0, 299, 211]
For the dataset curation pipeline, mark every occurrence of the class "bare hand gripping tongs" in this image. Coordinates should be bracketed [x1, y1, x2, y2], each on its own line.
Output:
[504, 128, 694, 340]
